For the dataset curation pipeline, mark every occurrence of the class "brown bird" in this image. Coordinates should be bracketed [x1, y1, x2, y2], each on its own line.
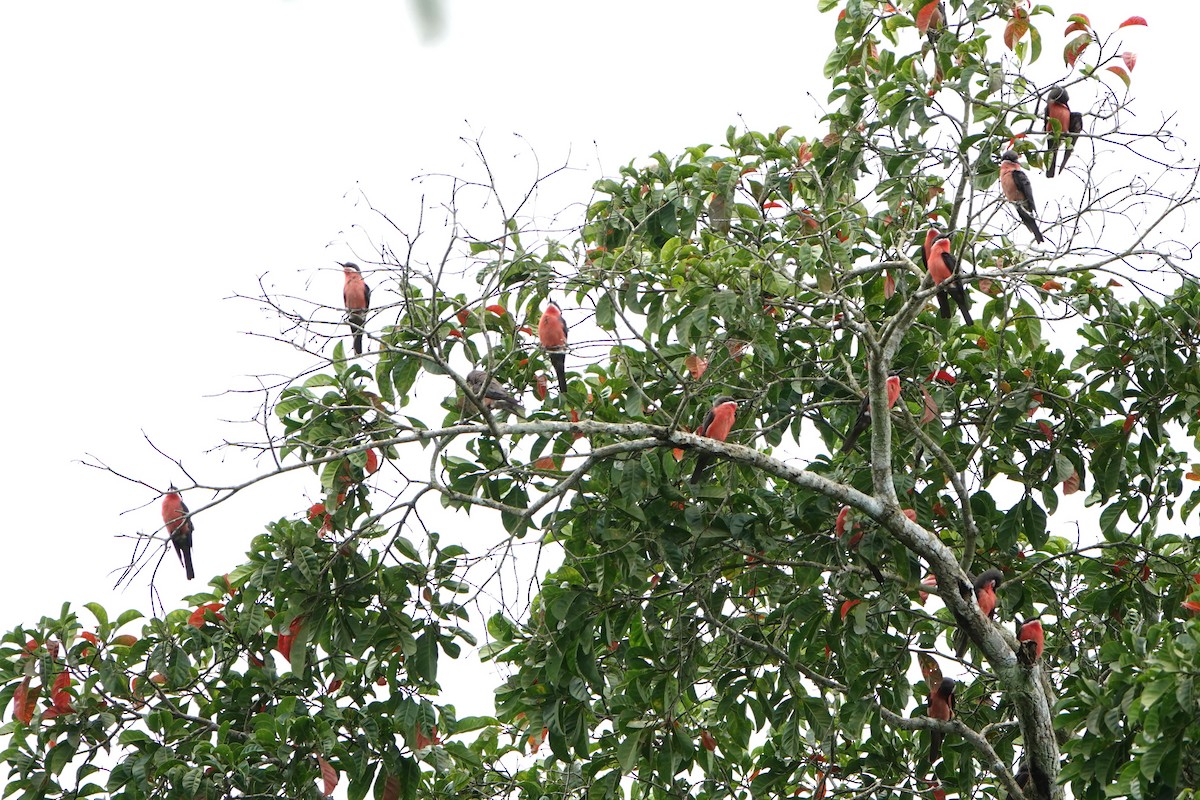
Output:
[463, 370, 525, 416]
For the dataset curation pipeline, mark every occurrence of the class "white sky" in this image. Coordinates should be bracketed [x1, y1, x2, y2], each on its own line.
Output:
[0, 0, 1194, 723]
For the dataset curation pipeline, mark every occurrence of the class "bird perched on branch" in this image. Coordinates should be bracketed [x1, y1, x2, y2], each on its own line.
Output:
[463, 370, 525, 416]
[928, 676, 956, 764]
[1043, 85, 1084, 178]
[952, 568, 1003, 656]
[840, 374, 901, 453]
[926, 232, 973, 324]
[999, 151, 1045, 243]
[341, 262, 370, 355]
[1016, 617, 1045, 664]
[537, 301, 569, 394]
[690, 397, 738, 484]
[161, 486, 195, 580]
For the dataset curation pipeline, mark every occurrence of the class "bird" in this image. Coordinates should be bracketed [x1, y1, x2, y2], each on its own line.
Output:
[161, 486, 195, 580]
[1044, 85, 1084, 178]
[952, 568, 1003, 656]
[537, 301, 569, 394]
[919, 227, 949, 315]
[463, 370, 525, 416]
[927, 233, 973, 324]
[689, 397, 738, 484]
[999, 151, 1045, 243]
[341, 262, 370, 355]
[1016, 617, 1045, 663]
[928, 676, 956, 764]
[840, 374, 901, 453]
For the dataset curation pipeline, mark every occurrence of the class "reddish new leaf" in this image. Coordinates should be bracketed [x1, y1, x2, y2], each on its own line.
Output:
[920, 386, 939, 425]
[927, 368, 955, 384]
[535, 374, 548, 400]
[700, 730, 718, 752]
[1119, 16, 1148, 28]
[918, 573, 938, 604]
[1063, 470, 1080, 495]
[485, 304, 507, 316]
[1064, 34, 1090, 67]
[382, 775, 401, 800]
[534, 456, 558, 471]
[840, 599, 862, 620]
[13, 677, 36, 725]
[915, 0, 942, 36]
[835, 506, 850, 537]
[1004, 12, 1029, 50]
[1037, 420, 1055, 441]
[1183, 600, 1200, 614]
[918, 652, 943, 688]
[685, 354, 708, 380]
[1106, 66, 1130, 88]
[884, 270, 896, 299]
[365, 449, 379, 475]
[317, 756, 338, 797]
[1121, 52, 1137, 71]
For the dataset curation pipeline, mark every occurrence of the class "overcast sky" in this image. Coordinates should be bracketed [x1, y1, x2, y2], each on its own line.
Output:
[0, 1, 1193, 712]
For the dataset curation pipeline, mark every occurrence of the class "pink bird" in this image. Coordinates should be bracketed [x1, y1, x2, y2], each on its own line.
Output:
[689, 397, 738, 484]
[341, 262, 371, 355]
[841, 374, 901, 453]
[999, 151, 1044, 243]
[537, 301, 569, 394]
[927, 234, 973, 324]
[161, 486, 195, 580]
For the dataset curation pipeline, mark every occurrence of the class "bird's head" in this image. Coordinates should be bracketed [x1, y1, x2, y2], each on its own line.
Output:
[1045, 85, 1069, 104]
[339, 262, 361, 273]
[1001, 150, 1019, 164]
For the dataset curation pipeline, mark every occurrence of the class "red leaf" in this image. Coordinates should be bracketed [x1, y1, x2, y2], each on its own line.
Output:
[915, 0, 942, 36]
[1185, 472, 1200, 482]
[536, 374, 548, 401]
[884, 271, 896, 299]
[382, 775, 401, 800]
[485, 304, 507, 316]
[762, 201, 783, 209]
[1123, 413, 1138, 434]
[326, 678, 342, 694]
[13, 677, 36, 725]
[1063, 470, 1080, 495]
[317, 756, 338, 797]
[1183, 600, 1200, 614]
[685, 354, 708, 380]
[1041, 279, 1064, 291]
[927, 369, 955, 384]
[188, 603, 226, 628]
[1064, 21, 1088, 35]
[365, 449, 380, 475]
[80, 631, 99, 646]
[918, 652, 942, 687]
[51, 672, 73, 713]
[840, 599, 862, 621]
[1037, 420, 1055, 441]
[700, 730, 718, 752]
[918, 574, 938, 604]
[534, 456, 558, 471]
[1004, 13, 1029, 50]
[1106, 66, 1131, 88]
[1108, 279, 1124, 287]
[835, 507, 850, 537]
[1064, 34, 1090, 67]
[976, 335, 990, 351]
[1121, 52, 1137, 71]
[1119, 16, 1148, 28]
[920, 386, 939, 425]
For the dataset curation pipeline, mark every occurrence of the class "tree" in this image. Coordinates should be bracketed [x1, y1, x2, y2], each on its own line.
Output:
[3, 3, 1198, 799]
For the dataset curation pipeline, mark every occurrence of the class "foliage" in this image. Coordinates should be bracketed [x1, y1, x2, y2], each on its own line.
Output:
[3, 2, 1199, 800]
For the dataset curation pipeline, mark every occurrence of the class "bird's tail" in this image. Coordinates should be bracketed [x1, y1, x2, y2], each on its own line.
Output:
[1016, 207, 1045, 243]
[930, 730, 944, 765]
[690, 454, 714, 484]
[349, 311, 366, 355]
[181, 547, 195, 581]
[550, 352, 568, 394]
[1045, 141, 1059, 178]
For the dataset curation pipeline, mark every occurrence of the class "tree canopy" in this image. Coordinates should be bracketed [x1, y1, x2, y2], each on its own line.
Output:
[4, 3, 1199, 800]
